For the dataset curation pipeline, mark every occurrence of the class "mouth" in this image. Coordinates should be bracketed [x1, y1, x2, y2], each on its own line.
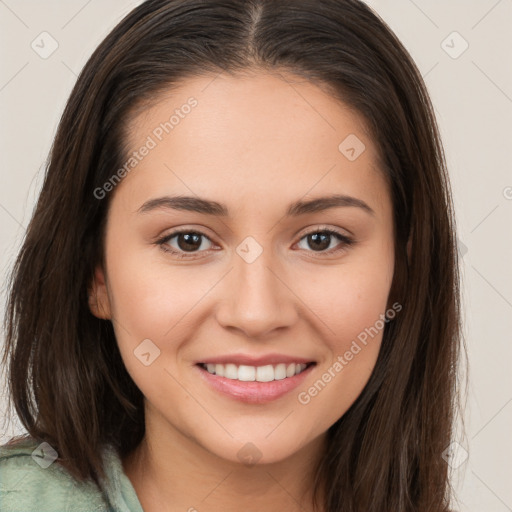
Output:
[195, 360, 317, 404]
[198, 361, 314, 382]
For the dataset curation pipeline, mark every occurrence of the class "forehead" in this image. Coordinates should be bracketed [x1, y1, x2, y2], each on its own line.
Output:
[115, 70, 389, 216]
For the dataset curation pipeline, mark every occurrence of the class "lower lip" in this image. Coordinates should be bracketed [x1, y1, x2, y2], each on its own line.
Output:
[196, 364, 315, 404]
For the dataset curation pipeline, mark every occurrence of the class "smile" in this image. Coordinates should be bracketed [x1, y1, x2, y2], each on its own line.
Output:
[199, 362, 311, 382]
[195, 360, 316, 404]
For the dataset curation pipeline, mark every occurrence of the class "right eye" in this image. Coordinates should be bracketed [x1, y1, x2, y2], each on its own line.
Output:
[156, 230, 216, 259]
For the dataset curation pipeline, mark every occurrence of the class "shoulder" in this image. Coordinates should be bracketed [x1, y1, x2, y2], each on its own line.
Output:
[0, 436, 109, 512]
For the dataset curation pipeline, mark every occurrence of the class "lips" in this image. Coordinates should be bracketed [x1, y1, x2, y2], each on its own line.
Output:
[194, 354, 316, 404]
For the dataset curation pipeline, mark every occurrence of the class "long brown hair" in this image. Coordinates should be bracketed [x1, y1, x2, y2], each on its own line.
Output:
[1, 1, 462, 510]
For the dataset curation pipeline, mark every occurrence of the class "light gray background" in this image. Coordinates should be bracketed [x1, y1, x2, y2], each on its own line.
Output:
[0, 1, 511, 511]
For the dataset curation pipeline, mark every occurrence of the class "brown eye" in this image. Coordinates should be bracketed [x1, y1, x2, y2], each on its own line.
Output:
[297, 229, 354, 254]
[305, 232, 332, 251]
[174, 232, 204, 252]
[158, 230, 214, 257]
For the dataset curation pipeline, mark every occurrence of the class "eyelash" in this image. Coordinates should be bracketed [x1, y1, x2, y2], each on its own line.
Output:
[155, 226, 355, 260]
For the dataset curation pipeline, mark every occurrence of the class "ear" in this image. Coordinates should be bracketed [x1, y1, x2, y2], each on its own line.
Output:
[88, 264, 112, 320]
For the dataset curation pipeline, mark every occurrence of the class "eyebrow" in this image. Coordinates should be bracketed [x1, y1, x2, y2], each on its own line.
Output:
[138, 194, 375, 217]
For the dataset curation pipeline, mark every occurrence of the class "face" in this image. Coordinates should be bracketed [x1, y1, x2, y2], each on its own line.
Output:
[90, 70, 395, 466]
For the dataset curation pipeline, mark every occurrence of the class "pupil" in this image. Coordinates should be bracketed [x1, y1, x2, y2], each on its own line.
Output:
[309, 233, 330, 251]
[178, 233, 201, 252]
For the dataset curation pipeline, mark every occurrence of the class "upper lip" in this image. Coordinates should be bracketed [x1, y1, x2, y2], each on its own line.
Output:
[198, 353, 315, 366]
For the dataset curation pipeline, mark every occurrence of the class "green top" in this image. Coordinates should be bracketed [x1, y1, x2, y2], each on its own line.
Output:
[0, 436, 144, 512]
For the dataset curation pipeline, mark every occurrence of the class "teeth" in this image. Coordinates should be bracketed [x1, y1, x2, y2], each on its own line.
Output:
[202, 362, 309, 382]
[238, 365, 256, 381]
[274, 363, 287, 380]
[215, 364, 224, 377]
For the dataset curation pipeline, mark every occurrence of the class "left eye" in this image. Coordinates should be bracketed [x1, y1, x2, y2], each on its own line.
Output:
[296, 229, 352, 253]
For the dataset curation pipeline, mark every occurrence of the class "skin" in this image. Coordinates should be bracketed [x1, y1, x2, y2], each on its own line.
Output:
[89, 69, 395, 512]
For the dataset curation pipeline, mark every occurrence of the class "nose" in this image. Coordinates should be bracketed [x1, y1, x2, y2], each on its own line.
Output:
[215, 248, 299, 339]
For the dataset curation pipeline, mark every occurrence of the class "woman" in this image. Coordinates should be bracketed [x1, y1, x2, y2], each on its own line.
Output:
[0, 0, 462, 511]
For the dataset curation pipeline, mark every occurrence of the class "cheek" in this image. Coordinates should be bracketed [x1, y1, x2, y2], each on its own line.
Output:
[297, 257, 393, 350]
[291, 254, 393, 416]
[103, 242, 231, 402]
[106, 242, 212, 335]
